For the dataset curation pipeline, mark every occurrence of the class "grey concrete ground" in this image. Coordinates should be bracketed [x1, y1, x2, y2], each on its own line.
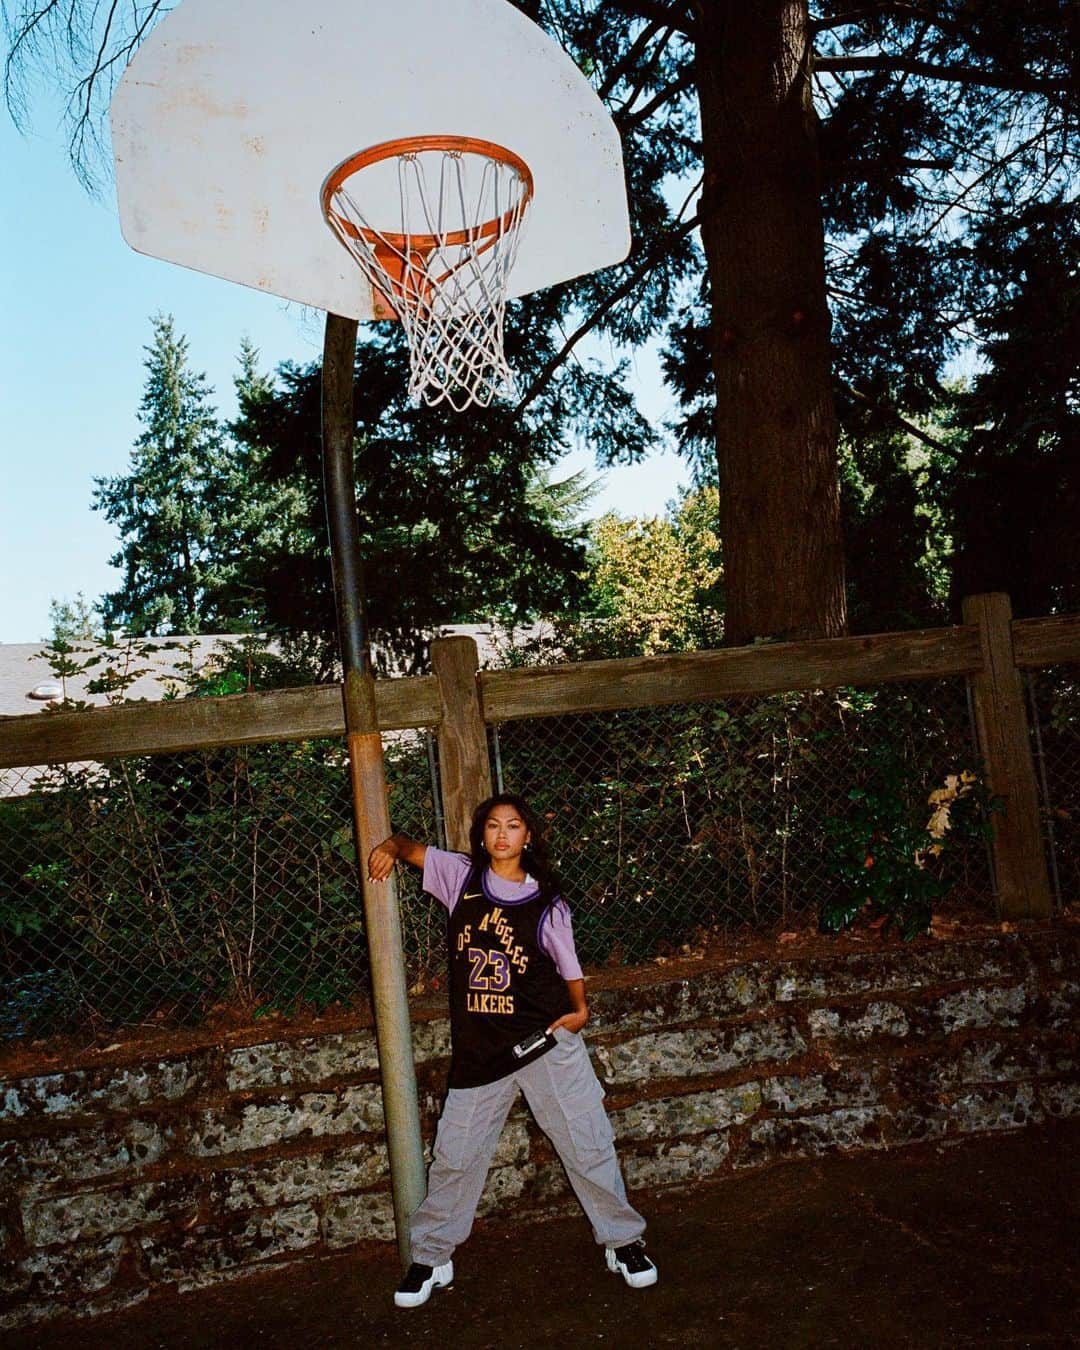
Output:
[8, 1123, 1077, 1349]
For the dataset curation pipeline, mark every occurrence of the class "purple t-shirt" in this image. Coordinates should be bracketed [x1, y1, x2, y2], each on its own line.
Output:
[422, 848, 583, 982]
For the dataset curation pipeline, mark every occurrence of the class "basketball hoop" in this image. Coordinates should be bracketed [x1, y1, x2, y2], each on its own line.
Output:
[322, 136, 534, 411]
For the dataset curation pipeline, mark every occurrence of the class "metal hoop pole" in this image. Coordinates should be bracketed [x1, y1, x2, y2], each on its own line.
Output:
[321, 311, 425, 1268]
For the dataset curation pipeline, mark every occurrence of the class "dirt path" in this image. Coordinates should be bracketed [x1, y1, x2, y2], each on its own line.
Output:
[9, 1124, 1077, 1349]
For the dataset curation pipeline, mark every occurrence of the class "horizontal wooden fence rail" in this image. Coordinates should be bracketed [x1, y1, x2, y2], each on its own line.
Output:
[479, 624, 983, 722]
[479, 613, 1080, 725]
[1, 598, 1075, 922]
[1, 609, 1077, 773]
[0, 677, 441, 770]
[1012, 613, 1080, 668]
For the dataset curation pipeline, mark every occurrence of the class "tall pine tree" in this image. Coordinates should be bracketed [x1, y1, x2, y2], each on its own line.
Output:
[94, 314, 233, 634]
[218, 337, 311, 627]
[227, 338, 596, 671]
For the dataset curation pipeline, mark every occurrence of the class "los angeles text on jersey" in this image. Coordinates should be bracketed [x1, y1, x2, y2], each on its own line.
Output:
[466, 991, 515, 1013]
[456, 905, 529, 1020]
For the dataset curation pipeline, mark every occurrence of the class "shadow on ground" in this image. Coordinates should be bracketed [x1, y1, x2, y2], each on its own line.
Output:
[8, 1124, 1077, 1349]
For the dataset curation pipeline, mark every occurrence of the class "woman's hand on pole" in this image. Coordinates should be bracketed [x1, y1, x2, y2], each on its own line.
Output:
[367, 836, 400, 882]
[368, 832, 427, 881]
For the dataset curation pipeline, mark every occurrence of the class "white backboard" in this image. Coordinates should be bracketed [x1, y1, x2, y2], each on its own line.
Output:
[110, 0, 631, 320]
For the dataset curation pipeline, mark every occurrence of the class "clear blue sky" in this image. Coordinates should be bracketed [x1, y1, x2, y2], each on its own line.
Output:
[1, 93, 687, 644]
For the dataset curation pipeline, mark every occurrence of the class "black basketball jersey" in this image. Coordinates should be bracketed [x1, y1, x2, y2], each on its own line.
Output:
[447, 866, 571, 1089]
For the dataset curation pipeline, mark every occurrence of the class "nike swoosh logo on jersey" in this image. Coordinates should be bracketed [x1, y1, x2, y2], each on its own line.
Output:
[462, 892, 482, 900]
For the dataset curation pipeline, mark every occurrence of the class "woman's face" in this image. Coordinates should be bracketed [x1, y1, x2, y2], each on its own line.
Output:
[483, 804, 531, 863]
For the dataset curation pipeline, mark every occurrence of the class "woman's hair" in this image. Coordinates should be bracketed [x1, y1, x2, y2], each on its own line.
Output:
[468, 793, 562, 904]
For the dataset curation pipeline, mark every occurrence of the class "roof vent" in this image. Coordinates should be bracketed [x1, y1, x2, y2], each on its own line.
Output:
[28, 682, 64, 701]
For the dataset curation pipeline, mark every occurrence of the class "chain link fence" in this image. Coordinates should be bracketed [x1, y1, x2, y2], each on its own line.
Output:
[1026, 665, 1080, 909]
[3, 663, 1073, 1046]
[0, 731, 439, 1042]
[491, 679, 995, 966]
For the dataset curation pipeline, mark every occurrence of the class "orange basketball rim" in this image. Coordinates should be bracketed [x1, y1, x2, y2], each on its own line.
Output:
[321, 135, 535, 319]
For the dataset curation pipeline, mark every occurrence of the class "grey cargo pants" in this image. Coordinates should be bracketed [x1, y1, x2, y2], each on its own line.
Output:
[410, 1027, 645, 1264]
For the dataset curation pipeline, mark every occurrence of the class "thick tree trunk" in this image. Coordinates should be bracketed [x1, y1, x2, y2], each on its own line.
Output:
[694, 0, 846, 646]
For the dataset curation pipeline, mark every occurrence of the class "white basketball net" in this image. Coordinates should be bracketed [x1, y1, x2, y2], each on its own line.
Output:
[324, 144, 532, 411]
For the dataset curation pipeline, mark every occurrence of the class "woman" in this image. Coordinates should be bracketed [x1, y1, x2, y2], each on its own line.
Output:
[368, 792, 658, 1307]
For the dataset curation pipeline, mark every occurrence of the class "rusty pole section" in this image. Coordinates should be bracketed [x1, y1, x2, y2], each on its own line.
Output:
[321, 312, 425, 1267]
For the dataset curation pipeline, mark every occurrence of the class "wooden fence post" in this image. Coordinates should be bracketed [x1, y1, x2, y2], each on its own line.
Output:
[431, 636, 493, 851]
[962, 592, 1053, 919]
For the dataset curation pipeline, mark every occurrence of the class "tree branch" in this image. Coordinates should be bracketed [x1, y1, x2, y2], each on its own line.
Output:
[608, 26, 676, 121]
[811, 3, 968, 42]
[515, 211, 701, 415]
[828, 156, 952, 180]
[4, 0, 66, 118]
[616, 66, 696, 130]
[75, 0, 123, 140]
[814, 53, 1068, 97]
[845, 383, 959, 458]
[910, 125, 1057, 242]
[596, 18, 665, 103]
[608, 0, 697, 41]
[4, 0, 169, 183]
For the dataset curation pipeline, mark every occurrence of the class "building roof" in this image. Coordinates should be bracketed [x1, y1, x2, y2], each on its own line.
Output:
[0, 623, 541, 798]
[0, 636, 258, 720]
[0, 623, 540, 721]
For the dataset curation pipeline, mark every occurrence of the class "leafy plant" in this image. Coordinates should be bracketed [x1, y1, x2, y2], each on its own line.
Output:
[821, 753, 1000, 940]
[1, 635, 438, 1038]
[491, 678, 994, 965]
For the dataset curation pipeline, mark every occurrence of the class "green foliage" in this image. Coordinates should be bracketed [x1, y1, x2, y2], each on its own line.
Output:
[821, 709, 1000, 940]
[87, 318, 606, 666]
[32, 629, 194, 714]
[583, 487, 723, 655]
[0, 630, 446, 1039]
[183, 633, 339, 696]
[7, 2, 1078, 636]
[655, 3, 1077, 617]
[493, 681, 994, 966]
[227, 345, 599, 666]
[46, 592, 102, 643]
[0, 745, 352, 1032]
[839, 429, 951, 633]
[0, 726, 440, 1037]
[503, 485, 725, 663]
[93, 315, 237, 635]
[209, 337, 316, 631]
[1031, 667, 1080, 903]
[940, 198, 1080, 617]
[816, 1, 1075, 415]
[2, 621, 1005, 1039]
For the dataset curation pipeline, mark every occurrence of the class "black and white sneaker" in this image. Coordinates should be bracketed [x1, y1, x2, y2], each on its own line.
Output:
[605, 1240, 658, 1288]
[393, 1260, 454, 1308]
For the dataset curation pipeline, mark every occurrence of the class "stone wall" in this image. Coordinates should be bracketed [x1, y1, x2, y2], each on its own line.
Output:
[1, 925, 1076, 1329]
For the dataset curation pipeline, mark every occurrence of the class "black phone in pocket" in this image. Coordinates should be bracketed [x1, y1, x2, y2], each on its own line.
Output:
[512, 1029, 554, 1059]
